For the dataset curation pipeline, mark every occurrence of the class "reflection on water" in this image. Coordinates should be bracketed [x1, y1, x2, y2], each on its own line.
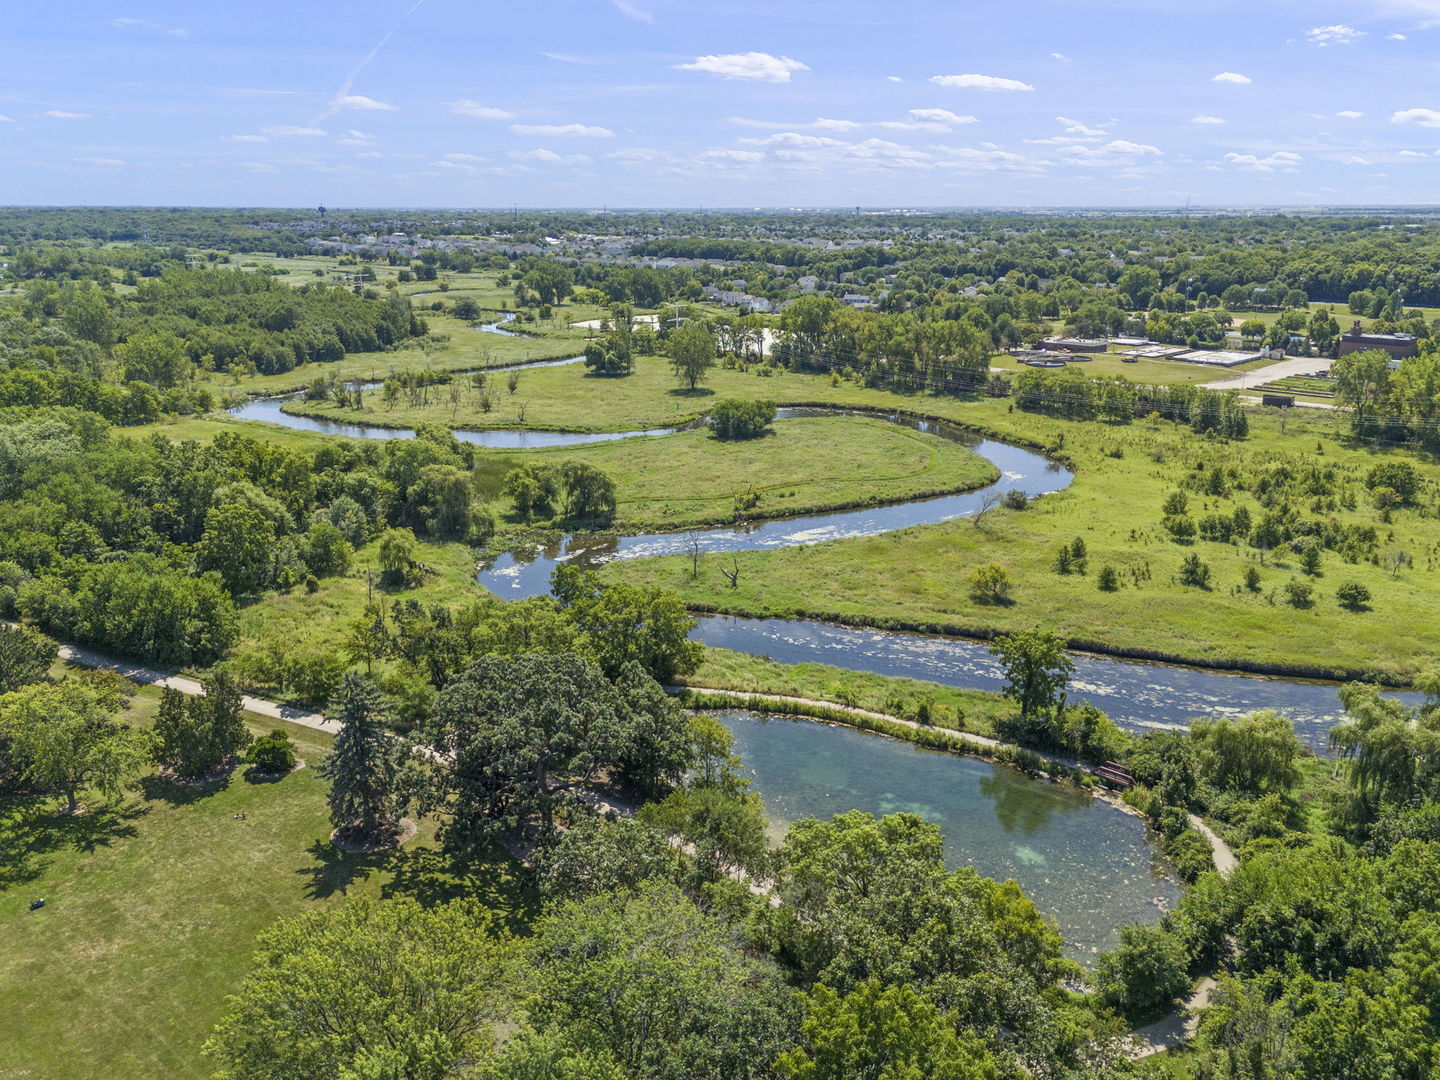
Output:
[718, 709, 1179, 959]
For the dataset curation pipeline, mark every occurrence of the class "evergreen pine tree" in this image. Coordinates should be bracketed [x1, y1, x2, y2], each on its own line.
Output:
[153, 686, 199, 773]
[196, 670, 250, 769]
[321, 672, 400, 839]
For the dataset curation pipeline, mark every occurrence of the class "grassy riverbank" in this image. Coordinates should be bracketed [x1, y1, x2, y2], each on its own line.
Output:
[508, 415, 998, 530]
[605, 399, 1440, 681]
[683, 647, 1018, 737]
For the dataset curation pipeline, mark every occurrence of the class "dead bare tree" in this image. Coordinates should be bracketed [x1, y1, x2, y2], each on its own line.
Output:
[972, 490, 1003, 529]
[719, 555, 740, 589]
[688, 535, 702, 580]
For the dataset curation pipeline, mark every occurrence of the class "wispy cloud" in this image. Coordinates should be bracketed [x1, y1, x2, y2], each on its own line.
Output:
[510, 123, 615, 137]
[1222, 150, 1301, 171]
[222, 134, 270, 142]
[509, 148, 592, 166]
[675, 52, 809, 82]
[42, 110, 90, 120]
[447, 100, 515, 119]
[261, 124, 327, 137]
[929, 73, 1034, 92]
[335, 95, 397, 111]
[540, 52, 599, 65]
[242, 162, 278, 173]
[1192, 115, 1227, 125]
[316, 0, 427, 121]
[611, 0, 653, 22]
[1050, 52, 1071, 62]
[1212, 71, 1252, 84]
[1335, 110, 1365, 119]
[110, 17, 187, 37]
[1304, 24, 1365, 46]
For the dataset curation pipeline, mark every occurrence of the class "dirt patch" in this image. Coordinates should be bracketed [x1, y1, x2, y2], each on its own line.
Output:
[329, 817, 418, 854]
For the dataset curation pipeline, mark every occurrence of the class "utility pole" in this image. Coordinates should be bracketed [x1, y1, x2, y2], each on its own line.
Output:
[667, 304, 684, 332]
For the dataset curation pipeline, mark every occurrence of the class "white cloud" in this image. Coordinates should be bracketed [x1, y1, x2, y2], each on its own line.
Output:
[907, 108, 978, 126]
[42, 110, 90, 120]
[447, 100, 515, 120]
[261, 124, 327, 137]
[111, 17, 186, 36]
[1389, 32, 1407, 40]
[1305, 24, 1365, 46]
[675, 52, 809, 82]
[1393, 107, 1440, 128]
[337, 130, 377, 146]
[222, 134, 270, 143]
[0, 115, 13, 123]
[1336, 110, 1365, 119]
[76, 156, 124, 166]
[508, 148, 592, 165]
[540, 52, 597, 65]
[1192, 115, 1227, 124]
[1222, 150, 1301, 171]
[1212, 72, 1252, 84]
[1399, 150, 1426, 157]
[1057, 116, 1108, 136]
[510, 123, 615, 138]
[886, 75, 902, 83]
[1100, 139, 1161, 155]
[1051, 52, 1070, 62]
[1342, 155, 1372, 165]
[442, 152, 488, 163]
[929, 73, 1035, 92]
[242, 161, 278, 173]
[611, 0, 653, 22]
[335, 94, 396, 111]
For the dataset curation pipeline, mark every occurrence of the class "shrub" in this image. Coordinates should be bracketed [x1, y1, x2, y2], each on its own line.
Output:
[1336, 581, 1371, 611]
[1179, 553, 1211, 589]
[1002, 489, 1029, 510]
[967, 563, 1011, 605]
[248, 730, 297, 774]
[1243, 566, 1262, 592]
[1095, 924, 1193, 1018]
[1282, 579, 1314, 608]
[709, 398, 776, 440]
[1097, 565, 1119, 591]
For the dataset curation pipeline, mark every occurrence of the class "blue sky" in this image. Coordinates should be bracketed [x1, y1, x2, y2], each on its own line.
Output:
[4, 0, 1440, 207]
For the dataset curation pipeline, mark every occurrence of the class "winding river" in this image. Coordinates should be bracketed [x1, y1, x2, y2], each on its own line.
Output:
[228, 377, 1414, 752]
[718, 709, 1180, 959]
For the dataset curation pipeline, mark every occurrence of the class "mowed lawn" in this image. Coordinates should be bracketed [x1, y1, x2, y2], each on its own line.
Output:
[511, 415, 998, 530]
[0, 680, 531, 1080]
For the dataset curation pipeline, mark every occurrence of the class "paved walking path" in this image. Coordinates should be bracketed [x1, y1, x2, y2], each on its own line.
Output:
[57, 642, 338, 735]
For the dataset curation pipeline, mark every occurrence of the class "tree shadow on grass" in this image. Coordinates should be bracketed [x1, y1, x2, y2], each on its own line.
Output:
[296, 839, 391, 902]
[137, 769, 234, 807]
[0, 797, 147, 890]
[667, 387, 715, 399]
[381, 845, 539, 931]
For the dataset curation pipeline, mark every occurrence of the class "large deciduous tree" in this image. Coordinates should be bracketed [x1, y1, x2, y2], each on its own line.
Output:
[989, 629, 1073, 719]
[0, 680, 152, 813]
[204, 897, 514, 1080]
[668, 323, 717, 390]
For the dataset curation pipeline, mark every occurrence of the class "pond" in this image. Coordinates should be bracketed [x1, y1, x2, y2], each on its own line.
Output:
[717, 709, 1181, 960]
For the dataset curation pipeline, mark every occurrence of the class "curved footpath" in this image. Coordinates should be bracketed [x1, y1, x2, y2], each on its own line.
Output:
[50, 643, 1233, 1058]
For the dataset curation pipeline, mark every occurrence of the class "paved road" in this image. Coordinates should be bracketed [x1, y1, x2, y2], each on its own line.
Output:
[1203, 355, 1332, 391]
